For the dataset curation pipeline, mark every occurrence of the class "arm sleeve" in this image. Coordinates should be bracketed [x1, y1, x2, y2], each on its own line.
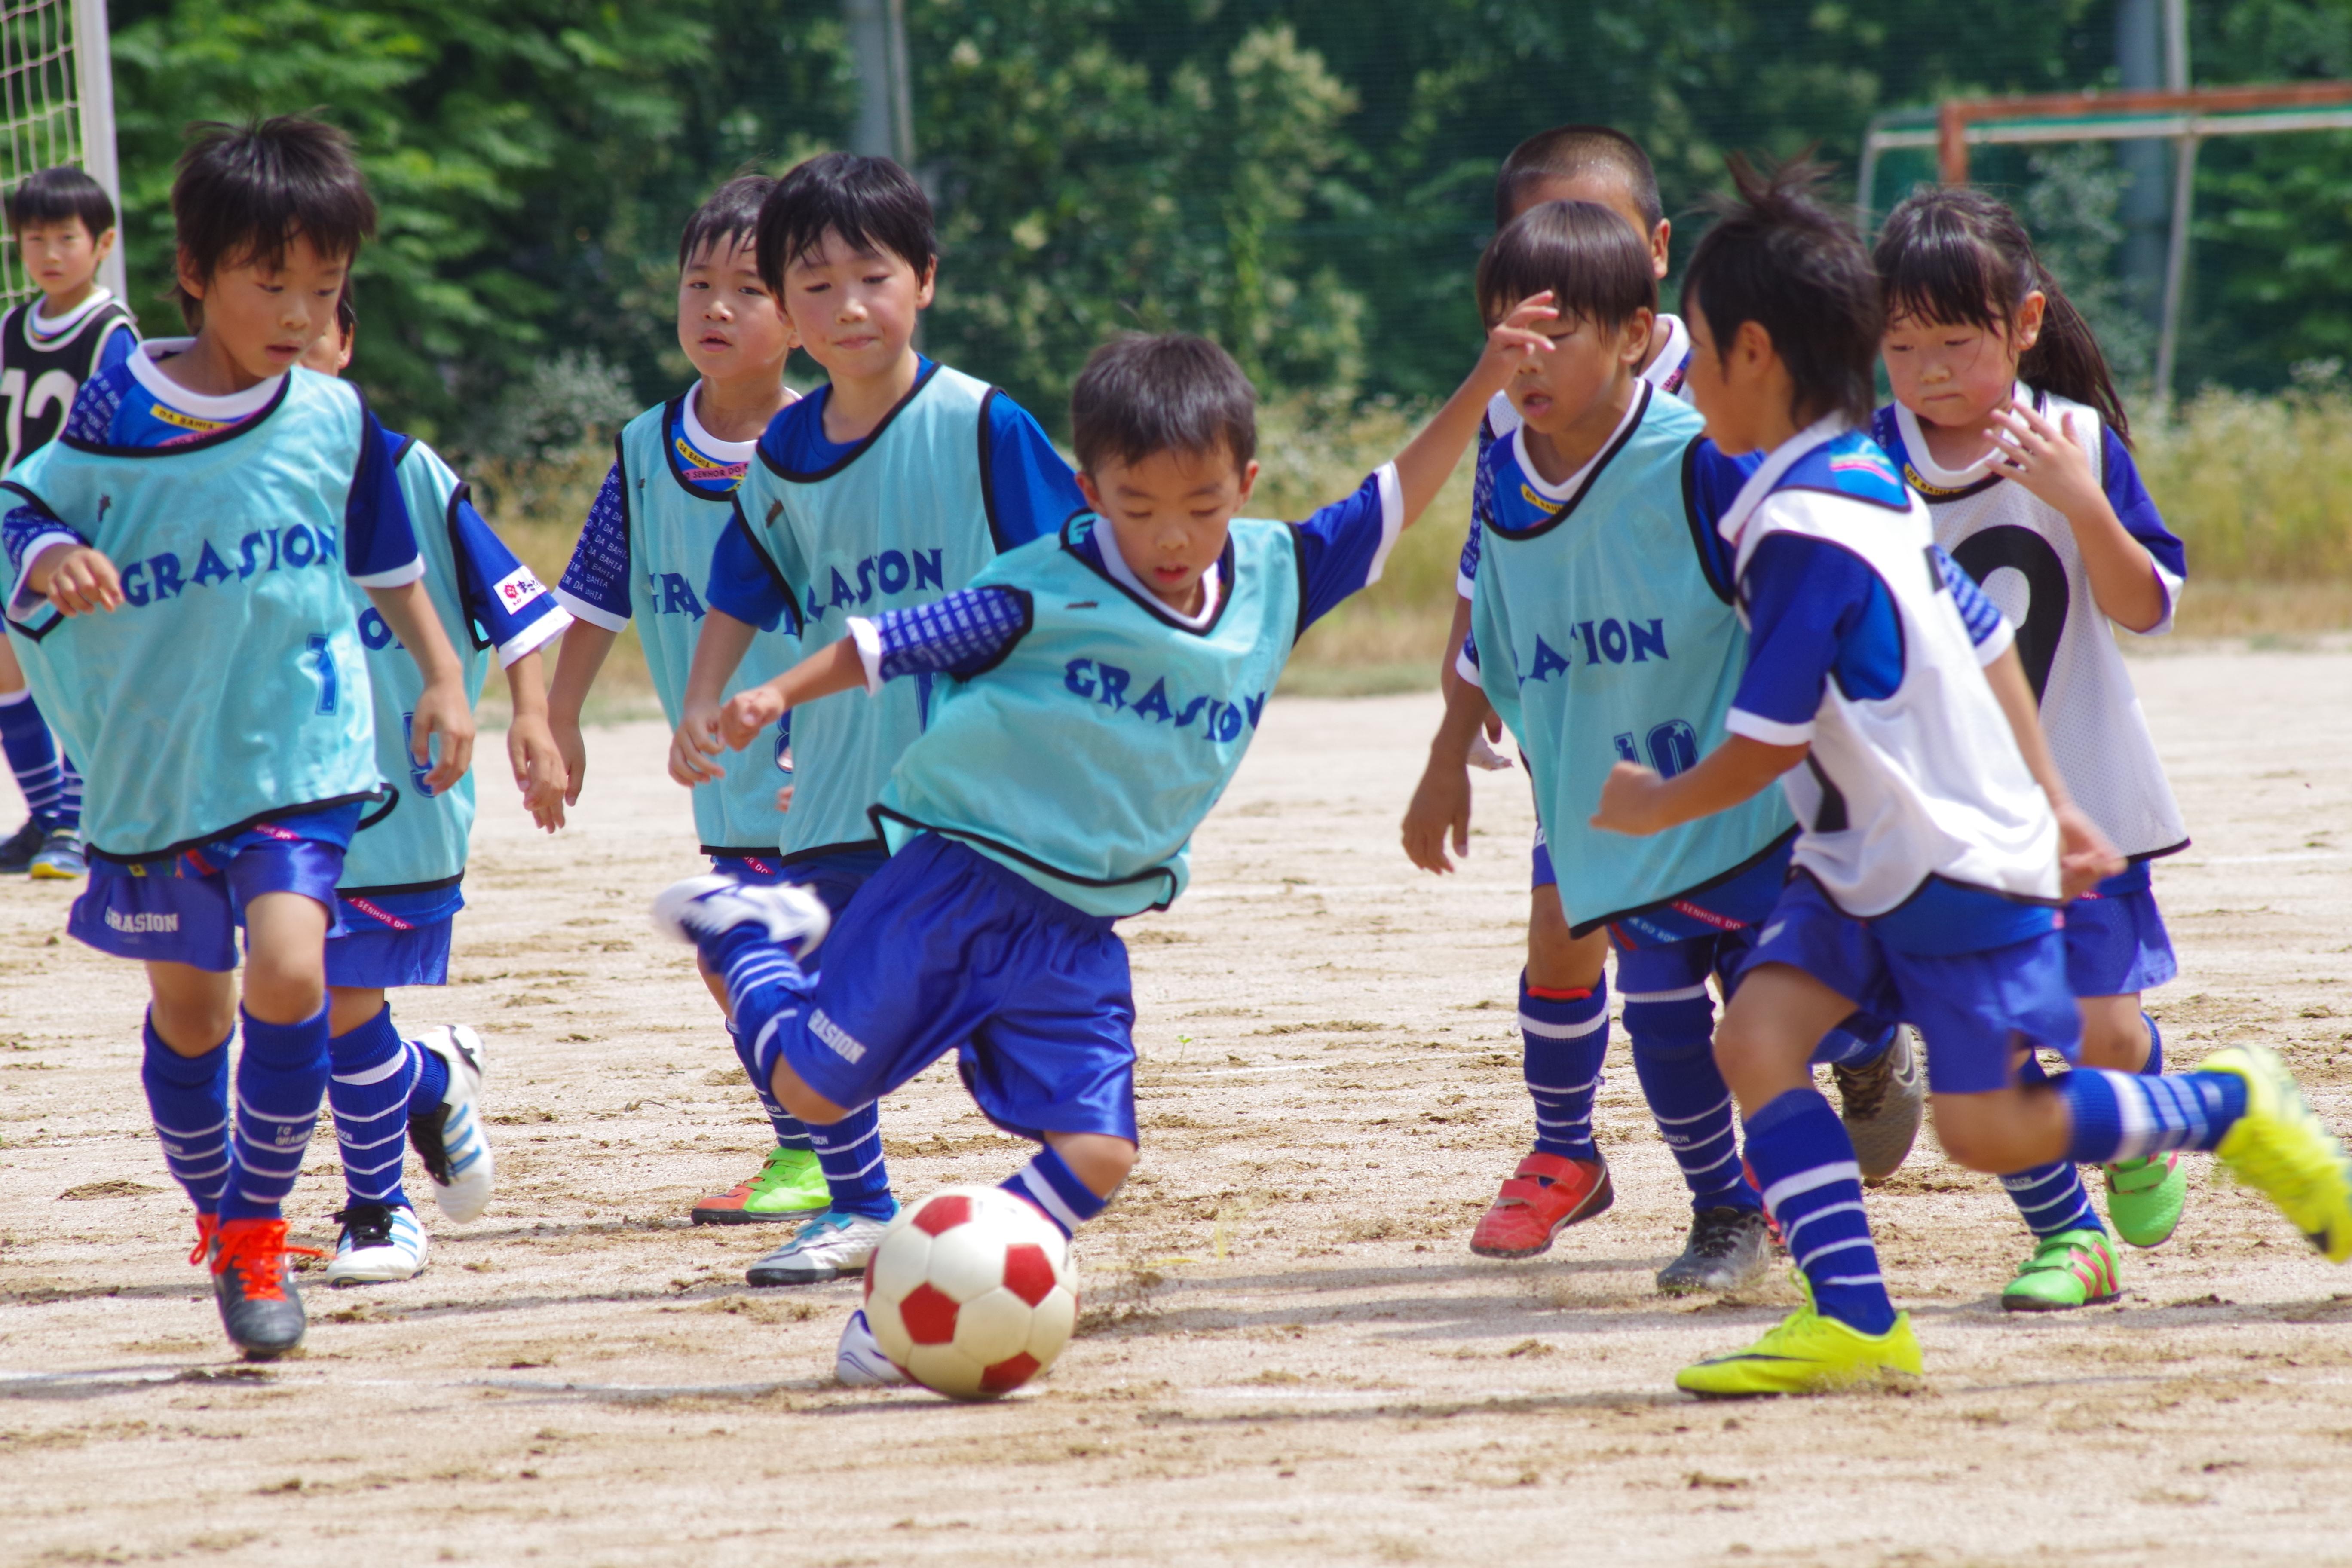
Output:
[1458, 417, 1497, 600]
[983, 395, 1087, 549]
[1684, 441, 1760, 598]
[451, 495, 573, 666]
[1932, 543, 2016, 665]
[95, 322, 138, 375]
[1455, 622, 1484, 689]
[551, 462, 634, 632]
[2101, 429, 2184, 634]
[848, 587, 1032, 686]
[1290, 464, 1405, 634]
[1725, 533, 1877, 746]
[344, 410, 425, 587]
[704, 502, 797, 634]
[4, 498, 80, 619]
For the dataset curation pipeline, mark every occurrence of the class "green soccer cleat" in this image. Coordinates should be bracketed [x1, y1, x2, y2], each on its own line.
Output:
[2000, 1227, 2120, 1312]
[2202, 1044, 2352, 1262]
[691, 1145, 831, 1225]
[2104, 1152, 2187, 1248]
[1675, 1274, 1923, 1398]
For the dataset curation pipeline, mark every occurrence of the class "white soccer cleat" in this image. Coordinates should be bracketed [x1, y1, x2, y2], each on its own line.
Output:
[835, 1308, 908, 1387]
[746, 1208, 893, 1286]
[408, 1024, 495, 1225]
[325, 1202, 430, 1285]
[649, 874, 830, 960]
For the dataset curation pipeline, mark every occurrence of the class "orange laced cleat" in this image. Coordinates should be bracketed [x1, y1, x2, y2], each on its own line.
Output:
[208, 1217, 322, 1361]
[187, 1212, 219, 1266]
[1469, 1151, 1614, 1258]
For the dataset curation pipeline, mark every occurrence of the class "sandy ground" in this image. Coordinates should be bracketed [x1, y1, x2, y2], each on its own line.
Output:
[8, 648, 2352, 1565]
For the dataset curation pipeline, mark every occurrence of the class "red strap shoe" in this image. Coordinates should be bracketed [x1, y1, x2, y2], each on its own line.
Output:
[1469, 1151, 1614, 1258]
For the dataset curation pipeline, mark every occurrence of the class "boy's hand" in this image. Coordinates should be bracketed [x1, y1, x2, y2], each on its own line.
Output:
[1984, 401, 2101, 520]
[1402, 756, 1474, 874]
[549, 711, 588, 808]
[669, 698, 728, 786]
[1469, 291, 1558, 394]
[34, 545, 122, 615]
[1590, 760, 1669, 836]
[507, 710, 568, 832]
[2055, 801, 2125, 900]
[719, 685, 787, 751]
[410, 676, 475, 793]
[1466, 728, 1514, 772]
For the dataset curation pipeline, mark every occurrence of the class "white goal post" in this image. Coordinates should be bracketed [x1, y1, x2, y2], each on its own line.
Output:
[0, 0, 123, 308]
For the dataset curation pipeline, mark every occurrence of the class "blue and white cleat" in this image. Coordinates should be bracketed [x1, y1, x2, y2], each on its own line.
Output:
[325, 1201, 430, 1284]
[836, 1308, 908, 1387]
[650, 874, 830, 959]
[409, 1024, 494, 1225]
[748, 1207, 894, 1287]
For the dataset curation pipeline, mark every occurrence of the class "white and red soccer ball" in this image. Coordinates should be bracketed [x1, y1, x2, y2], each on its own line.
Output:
[862, 1185, 1079, 1399]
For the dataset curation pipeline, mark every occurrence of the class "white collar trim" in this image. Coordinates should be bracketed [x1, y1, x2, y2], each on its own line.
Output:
[1893, 380, 2027, 489]
[1641, 314, 1688, 390]
[1098, 524, 1222, 630]
[1510, 381, 1645, 502]
[1715, 416, 1852, 548]
[129, 337, 282, 421]
[29, 286, 112, 337]
[682, 382, 757, 462]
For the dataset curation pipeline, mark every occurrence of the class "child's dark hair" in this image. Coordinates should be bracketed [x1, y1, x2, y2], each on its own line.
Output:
[172, 116, 376, 328]
[6, 165, 114, 239]
[755, 153, 934, 297]
[1071, 334, 1257, 475]
[1496, 124, 1663, 233]
[679, 174, 776, 270]
[1476, 200, 1656, 333]
[1874, 187, 2130, 444]
[1682, 155, 1881, 429]
[335, 283, 356, 342]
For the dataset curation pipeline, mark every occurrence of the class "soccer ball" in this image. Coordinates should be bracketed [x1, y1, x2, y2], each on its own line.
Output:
[862, 1185, 1079, 1400]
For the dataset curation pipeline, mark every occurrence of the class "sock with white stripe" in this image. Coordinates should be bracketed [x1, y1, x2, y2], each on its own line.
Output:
[808, 1104, 893, 1220]
[1003, 1145, 1109, 1238]
[1746, 1087, 1896, 1335]
[2141, 1012, 2164, 1075]
[2000, 1052, 2102, 1237]
[408, 1035, 450, 1114]
[217, 1007, 331, 1223]
[1623, 987, 1759, 1212]
[141, 1012, 230, 1213]
[326, 1006, 416, 1209]
[728, 1019, 813, 1154]
[1522, 972, 1608, 1164]
[2062, 1067, 2247, 1165]
[0, 687, 75, 830]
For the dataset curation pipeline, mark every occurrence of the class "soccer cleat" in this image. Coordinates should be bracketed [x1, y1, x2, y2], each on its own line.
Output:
[2000, 1227, 2120, 1312]
[1676, 1275, 1923, 1398]
[1657, 1206, 1774, 1295]
[1469, 1151, 1614, 1259]
[408, 1025, 494, 1225]
[0, 816, 43, 873]
[2201, 1044, 2352, 1262]
[746, 1207, 893, 1287]
[835, 1307, 908, 1387]
[2104, 1152, 2188, 1248]
[187, 1211, 219, 1266]
[28, 827, 84, 879]
[1833, 1025, 1924, 1183]
[208, 1218, 322, 1361]
[692, 1145, 831, 1225]
[650, 874, 830, 960]
[325, 1202, 429, 1285]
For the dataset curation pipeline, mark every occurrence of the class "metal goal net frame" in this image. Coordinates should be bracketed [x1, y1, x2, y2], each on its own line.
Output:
[0, 0, 120, 309]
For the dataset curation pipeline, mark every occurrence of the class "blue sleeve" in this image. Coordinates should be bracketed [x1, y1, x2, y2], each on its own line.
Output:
[982, 394, 1086, 550]
[870, 587, 1032, 679]
[3, 498, 77, 576]
[2101, 429, 2184, 584]
[1933, 544, 2011, 652]
[1456, 621, 1483, 687]
[450, 496, 568, 663]
[1459, 419, 1497, 597]
[344, 410, 423, 585]
[553, 462, 633, 631]
[704, 502, 797, 634]
[95, 322, 138, 375]
[1728, 533, 1884, 741]
[1684, 440, 1760, 600]
[1292, 467, 1403, 634]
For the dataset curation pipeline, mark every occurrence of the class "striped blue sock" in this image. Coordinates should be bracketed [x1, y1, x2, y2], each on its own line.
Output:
[2003, 1052, 2101, 1236]
[1623, 986, 1758, 1212]
[408, 1035, 450, 1114]
[1746, 1087, 1895, 1335]
[141, 1013, 229, 1213]
[1522, 973, 1608, 1163]
[1003, 1145, 1109, 1238]
[2063, 1067, 2248, 1164]
[0, 688, 71, 829]
[728, 1020, 813, 1153]
[808, 1104, 893, 1220]
[2141, 1012, 2164, 1075]
[217, 1008, 330, 1223]
[326, 1007, 415, 1208]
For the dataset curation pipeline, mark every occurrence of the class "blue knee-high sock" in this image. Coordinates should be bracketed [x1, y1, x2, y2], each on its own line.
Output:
[0, 688, 74, 830]
[218, 1008, 331, 1223]
[2141, 1013, 2164, 1076]
[1622, 986, 1758, 1212]
[407, 1034, 450, 1115]
[327, 1007, 415, 1209]
[142, 1013, 230, 1213]
[1746, 1088, 1896, 1335]
[808, 1105, 892, 1219]
[1522, 972, 1609, 1163]
[1003, 1145, 1110, 1238]
[2002, 1052, 2102, 1237]
[2062, 1067, 2248, 1165]
[728, 1020, 813, 1153]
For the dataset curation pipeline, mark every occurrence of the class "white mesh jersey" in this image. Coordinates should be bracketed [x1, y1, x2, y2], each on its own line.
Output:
[1874, 386, 2188, 862]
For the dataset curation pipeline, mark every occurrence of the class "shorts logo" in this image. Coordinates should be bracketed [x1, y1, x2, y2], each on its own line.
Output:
[104, 908, 178, 933]
[809, 1008, 867, 1065]
[493, 563, 546, 614]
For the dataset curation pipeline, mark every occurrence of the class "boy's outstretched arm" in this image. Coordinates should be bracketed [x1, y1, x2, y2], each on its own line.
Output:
[366, 579, 475, 792]
[1978, 642, 2122, 897]
[545, 622, 616, 807]
[670, 609, 759, 784]
[1591, 736, 1809, 837]
[668, 634, 864, 785]
[1389, 294, 1557, 529]
[1402, 671, 1496, 874]
[503, 649, 568, 832]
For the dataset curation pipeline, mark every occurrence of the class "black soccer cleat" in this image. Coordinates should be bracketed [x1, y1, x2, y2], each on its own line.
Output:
[209, 1218, 318, 1360]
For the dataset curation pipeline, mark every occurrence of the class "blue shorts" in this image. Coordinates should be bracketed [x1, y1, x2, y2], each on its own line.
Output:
[2065, 865, 2176, 998]
[1531, 822, 1556, 891]
[1750, 875, 2080, 1095]
[778, 833, 1137, 1143]
[328, 884, 461, 989]
[71, 805, 362, 972]
[1610, 923, 1890, 1069]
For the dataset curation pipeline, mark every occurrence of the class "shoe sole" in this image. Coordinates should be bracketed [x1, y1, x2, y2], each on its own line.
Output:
[27, 864, 82, 880]
[327, 1260, 426, 1285]
[1469, 1170, 1616, 1259]
[747, 1262, 867, 1287]
[2000, 1289, 2119, 1313]
[1657, 1251, 1773, 1297]
[693, 1205, 822, 1225]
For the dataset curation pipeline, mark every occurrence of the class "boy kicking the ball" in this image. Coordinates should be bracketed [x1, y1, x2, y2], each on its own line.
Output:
[651, 313, 1554, 1385]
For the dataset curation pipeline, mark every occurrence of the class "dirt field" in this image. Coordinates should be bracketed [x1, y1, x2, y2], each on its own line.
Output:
[8, 647, 2352, 1565]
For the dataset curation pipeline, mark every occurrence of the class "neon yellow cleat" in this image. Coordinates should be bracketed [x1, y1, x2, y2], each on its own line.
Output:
[2201, 1044, 2352, 1262]
[1676, 1276, 1923, 1398]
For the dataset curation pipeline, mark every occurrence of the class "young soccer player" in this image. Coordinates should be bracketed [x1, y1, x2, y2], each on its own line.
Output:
[1, 117, 475, 1359]
[548, 176, 826, 1231]
[1591, 158, 2352, 1397]
[0, 165, 137, 879]
[1874, 188, 2194, 1312]
[672, 153, 1087, 1287]
[651, 313, 1556, 1384]
[301, 297, 570, 1284]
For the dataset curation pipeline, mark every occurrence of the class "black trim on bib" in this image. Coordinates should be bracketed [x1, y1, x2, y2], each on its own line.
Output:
[1286, 521, 1315, 645]
[2130, 836, 2192, 864]
[357, 785, 401, 831]
[723, 496, 803, 636]
[867, 804, 1179, 913]
[1679, 437, 1737, 606]
[88, 789, 380, 866]
[339, 871, 465, 900]
[1565, 824, 1802, 940]
[759, 359, 942, 484]
[977, 386, 1011, 553]
[959, 587, 1035, 677]
[655, 393, 752, 508]
[1479, 382, 1652, 546]
[776, 836, 888, 868]
[390, 433, 419, 467]
[1060, 513, 1238, 639]
[61, 370, 295, 460]
[442, 478, 495, 652]
[0, 479, 67, 640]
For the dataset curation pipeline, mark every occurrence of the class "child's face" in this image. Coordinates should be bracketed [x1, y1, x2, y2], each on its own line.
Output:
[179, 233, 349, 382]
[299, 318, 352, 377]
[778, 227, 933, 384]
[679, 234, 795, 384]
[16, 216, 109, 300]
[1682, 296, 1776, 456]
[1509, 174, 1669, 282]
[1881, 296, 2044, 429]
[1502, 305, 1651, 437]
[1077, 445, 1262, 616]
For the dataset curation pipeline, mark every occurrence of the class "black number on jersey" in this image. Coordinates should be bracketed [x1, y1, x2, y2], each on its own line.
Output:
[1951, 525, 2069, 701]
